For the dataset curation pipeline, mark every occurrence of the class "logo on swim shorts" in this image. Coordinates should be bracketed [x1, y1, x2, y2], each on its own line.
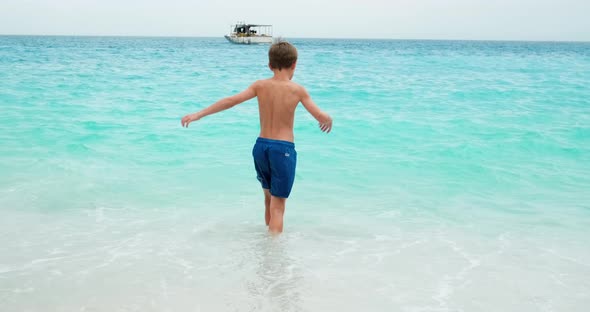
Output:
[285, 153, 290, 157]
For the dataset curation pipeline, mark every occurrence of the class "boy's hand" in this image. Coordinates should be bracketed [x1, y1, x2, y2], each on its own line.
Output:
[181, 113, 200, 128]
[319, 115, 332, 133]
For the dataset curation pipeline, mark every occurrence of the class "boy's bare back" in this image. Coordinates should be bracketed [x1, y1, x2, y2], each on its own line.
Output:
[255, 79, 299, 142]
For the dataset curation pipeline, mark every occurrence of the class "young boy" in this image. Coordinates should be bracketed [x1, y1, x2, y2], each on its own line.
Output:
[181, 41, 332, 233]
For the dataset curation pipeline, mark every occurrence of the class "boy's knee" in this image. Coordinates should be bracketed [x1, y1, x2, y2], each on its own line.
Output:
[271, 206, 284, 215]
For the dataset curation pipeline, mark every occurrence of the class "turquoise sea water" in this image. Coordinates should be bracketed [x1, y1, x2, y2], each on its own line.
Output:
[1, 36, 590, 311]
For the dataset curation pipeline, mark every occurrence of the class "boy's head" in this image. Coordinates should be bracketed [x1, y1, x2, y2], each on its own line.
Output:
[268, 41, 298, 72]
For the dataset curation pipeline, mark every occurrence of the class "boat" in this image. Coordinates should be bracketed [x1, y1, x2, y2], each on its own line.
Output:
[224, 22, 273, 44]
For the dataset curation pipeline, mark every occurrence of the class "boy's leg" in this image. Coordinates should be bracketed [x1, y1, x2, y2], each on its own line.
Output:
[263, 189, 271, 226]
[268, 195, 286, 234]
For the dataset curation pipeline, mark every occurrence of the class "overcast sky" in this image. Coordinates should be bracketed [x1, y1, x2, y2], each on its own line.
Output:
[1, 0, 589, 41]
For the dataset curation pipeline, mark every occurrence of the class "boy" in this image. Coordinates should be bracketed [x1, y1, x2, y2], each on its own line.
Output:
[181, 41, 332, 233]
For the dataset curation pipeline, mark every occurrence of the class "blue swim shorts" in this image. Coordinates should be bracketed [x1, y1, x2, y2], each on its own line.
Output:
[252, 137, 297, 198]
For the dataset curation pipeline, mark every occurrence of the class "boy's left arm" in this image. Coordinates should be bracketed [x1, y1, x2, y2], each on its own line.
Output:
[181, 82, 257, 127]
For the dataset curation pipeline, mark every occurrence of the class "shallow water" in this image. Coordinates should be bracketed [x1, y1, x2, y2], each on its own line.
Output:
[1, 36, 589, 311]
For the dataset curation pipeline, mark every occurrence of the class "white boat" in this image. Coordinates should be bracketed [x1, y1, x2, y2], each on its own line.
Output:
[224, 22, 273, 44]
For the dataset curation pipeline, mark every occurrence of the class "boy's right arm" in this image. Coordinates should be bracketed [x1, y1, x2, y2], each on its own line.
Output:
[181, 82, 258, 128]
[300, 87, 332, 133]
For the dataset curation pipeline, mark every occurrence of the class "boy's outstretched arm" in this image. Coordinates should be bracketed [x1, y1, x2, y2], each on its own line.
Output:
[300, 87, 333, 133]
[181, 83, 257, 127]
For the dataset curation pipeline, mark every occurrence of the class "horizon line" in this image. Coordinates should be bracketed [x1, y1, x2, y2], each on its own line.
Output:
[1, 33, 589, 44]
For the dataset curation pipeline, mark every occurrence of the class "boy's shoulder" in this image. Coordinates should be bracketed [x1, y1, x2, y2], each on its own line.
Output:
[253, 79, 305, 93]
